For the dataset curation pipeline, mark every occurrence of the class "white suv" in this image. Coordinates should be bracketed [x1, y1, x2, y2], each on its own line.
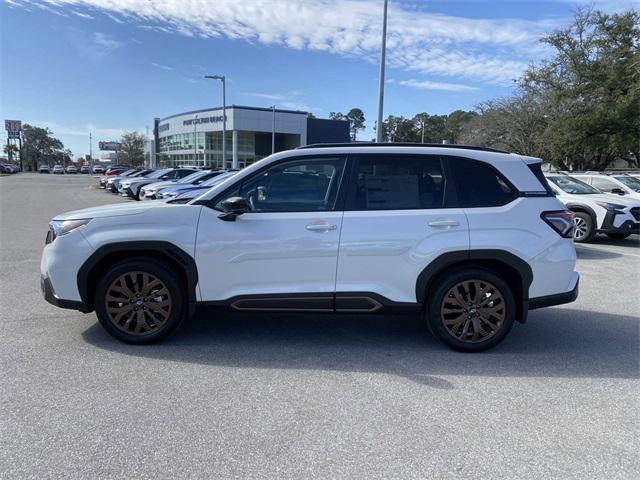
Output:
[571, 173, 640, 200]
[545, 173, 640, 242]
[41, 145, 579, 352]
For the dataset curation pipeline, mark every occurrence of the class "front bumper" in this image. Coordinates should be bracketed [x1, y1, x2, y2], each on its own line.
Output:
[598, 211, 640, 235]
[41, 275, 89, 312]
[529, 273, 579, 310]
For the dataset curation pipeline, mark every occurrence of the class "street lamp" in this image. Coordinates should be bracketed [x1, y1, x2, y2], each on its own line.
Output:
[193, 114, 198, 166]
[204, 75, 226, 168]
[375, 0, 389, 143]
[271, 105, 276, 154]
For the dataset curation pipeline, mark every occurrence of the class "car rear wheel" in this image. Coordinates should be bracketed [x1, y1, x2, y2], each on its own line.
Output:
[572, 212, 596, 243]
[605, 233, 631, 239]
[94, 258, 185, 344]
[426, 268, 515, 352]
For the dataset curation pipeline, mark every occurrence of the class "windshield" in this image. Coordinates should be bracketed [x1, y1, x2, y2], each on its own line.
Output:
[148, 168, 172, 179]
[200, 171, 235, 187]
[177, 170, 208, 184]
[120, 169, 136, 176]
[547, 175, 600, 194]
[614, 176, 640, 192]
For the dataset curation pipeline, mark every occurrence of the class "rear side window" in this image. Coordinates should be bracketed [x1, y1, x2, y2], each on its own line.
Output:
[589, 176, 618, 193]
[450, 157, 516, 207]
[350, 155, 445, 210]
[527, 163, 555, 195]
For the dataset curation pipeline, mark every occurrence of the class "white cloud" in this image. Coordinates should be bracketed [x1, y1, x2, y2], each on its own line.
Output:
[93, 31, 123, 50]
[20, 0, 633, 84]
[151, 62, 173, 71]
[391, 79, 479, 92]
[8, 0, 561, 85]
[71, 10, 93, 19]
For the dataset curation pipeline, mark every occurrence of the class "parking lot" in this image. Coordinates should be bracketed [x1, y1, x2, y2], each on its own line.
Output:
[1, 173, 638, 479]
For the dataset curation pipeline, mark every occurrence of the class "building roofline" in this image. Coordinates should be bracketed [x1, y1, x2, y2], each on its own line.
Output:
[159, 105, 308, 122]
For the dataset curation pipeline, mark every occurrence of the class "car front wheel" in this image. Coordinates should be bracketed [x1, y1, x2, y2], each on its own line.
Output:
[426, 268, 516, 352]
[94, 258, 185, 344]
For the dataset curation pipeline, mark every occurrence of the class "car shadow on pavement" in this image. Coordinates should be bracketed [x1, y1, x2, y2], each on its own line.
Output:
[575, 246, 623, 260]
[82, 306, 639, 387]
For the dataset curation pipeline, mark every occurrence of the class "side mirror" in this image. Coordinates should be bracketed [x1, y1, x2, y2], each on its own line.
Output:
[611, 188, 626, 195]
[218, 196, 248, 221]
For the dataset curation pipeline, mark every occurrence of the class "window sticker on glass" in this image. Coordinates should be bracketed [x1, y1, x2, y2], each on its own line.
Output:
[364, 175, 420, 209]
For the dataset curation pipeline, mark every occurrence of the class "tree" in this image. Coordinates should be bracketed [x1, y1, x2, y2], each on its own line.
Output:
[381, 115, 418, 142]
[3, 143, 18, 162]
[444, 110, 477, 144]
[117, 131, 146, 166]
[306, 112, 316, 119]
[346, 108, 366, 141]
[329, 111, 346, 121]
[521, 8, 640, 169]
[21, 124, 64, 171]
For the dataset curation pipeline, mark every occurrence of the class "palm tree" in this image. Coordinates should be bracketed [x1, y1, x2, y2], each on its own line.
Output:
[3, 143, 18, 162]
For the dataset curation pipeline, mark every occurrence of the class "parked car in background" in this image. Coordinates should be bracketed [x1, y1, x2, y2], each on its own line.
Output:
[119, 168, 198, 200]
[52, 165, 64, 174]
[98, 167, 130, 188]
[41, 144, 578, 351]
[545, 173, 640, 241]
[66, 165, 78, 174]
[39, 165, 50, 174]
[139, 169, 227, 200]
[160, 171, 238, 202]
[107, 169, 154, 193]
[105, 165, 130, 175]
[572, 173, 640, 200]
[93, 166, 104, 174]
[80, 166, 91, 174]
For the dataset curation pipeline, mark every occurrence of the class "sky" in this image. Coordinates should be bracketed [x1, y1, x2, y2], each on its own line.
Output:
[1, 0, 638, 158]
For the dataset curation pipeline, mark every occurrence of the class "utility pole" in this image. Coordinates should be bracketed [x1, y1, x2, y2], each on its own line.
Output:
[271, 105, 276, 154]
[375, 0, 389, 143]
[204, 75, 227, 168]
[89, 132, 92, 170]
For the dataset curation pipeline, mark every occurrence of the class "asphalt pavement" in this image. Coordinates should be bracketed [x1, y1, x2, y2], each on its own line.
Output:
[1, 173, 638, 479]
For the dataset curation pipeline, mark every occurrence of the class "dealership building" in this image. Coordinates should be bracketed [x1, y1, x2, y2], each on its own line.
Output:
[150, 105, 350, 169]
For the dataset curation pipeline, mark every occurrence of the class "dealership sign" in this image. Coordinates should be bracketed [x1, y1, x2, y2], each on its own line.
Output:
[5, 120, 21, 139]
[99, 141, 121, 151]
[183, 115, 225, 126]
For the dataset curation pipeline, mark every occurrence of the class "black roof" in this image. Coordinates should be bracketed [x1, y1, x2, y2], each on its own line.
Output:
[297, 142, 509, 154]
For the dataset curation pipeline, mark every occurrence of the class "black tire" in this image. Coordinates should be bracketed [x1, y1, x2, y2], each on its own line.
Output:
[572, 212, 596, 243]
[426, 267, 516, 352]
[605, 232, 631, 240]
[94, 258, 186, 344]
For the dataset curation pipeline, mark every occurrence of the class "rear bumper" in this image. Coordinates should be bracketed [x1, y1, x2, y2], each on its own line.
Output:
[529, 273, 579, 310]
[41, 275, 89, 312]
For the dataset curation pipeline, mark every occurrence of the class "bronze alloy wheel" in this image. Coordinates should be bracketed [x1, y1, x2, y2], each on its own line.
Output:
[440, 279, 506, 344]
[105, 271, 172, 335]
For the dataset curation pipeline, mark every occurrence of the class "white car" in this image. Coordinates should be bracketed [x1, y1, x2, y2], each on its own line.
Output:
[41, 144, 579, 352]
[571, 173, 640, 200]
[545, 173, 640, 242]
[66, 165, 78, 174]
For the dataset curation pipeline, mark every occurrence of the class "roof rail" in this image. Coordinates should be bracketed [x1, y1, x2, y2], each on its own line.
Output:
[297, 142, 510, 154]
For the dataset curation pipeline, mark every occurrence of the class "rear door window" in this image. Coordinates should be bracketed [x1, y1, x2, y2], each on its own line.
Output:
[348, 155, 445, 210]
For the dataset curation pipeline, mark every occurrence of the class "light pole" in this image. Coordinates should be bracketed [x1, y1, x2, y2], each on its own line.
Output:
[89, 132, 92, 170]
[193, 114, 198, 166]
[375, 0, 389, 143]
[271, 105, 276, 154]
[204, 75, 226, 168]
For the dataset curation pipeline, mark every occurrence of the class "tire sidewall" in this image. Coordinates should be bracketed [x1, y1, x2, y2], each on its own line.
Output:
[426, 268, 516, 352]
[94, 258, 185, 344]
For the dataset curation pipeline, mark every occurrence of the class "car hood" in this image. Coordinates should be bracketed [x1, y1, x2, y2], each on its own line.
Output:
[125, 178, 161, 187]
[558, 192, 640, 206]
[53, 202, 161, 221]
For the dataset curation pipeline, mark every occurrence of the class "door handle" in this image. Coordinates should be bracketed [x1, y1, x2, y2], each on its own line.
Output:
[428, 219, 460, 228]
[306, 223, 337, 232]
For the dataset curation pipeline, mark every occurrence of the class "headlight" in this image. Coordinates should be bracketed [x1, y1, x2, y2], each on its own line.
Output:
[47, 219, 91, 243]
[159, 191, 178, 199]
[596, 201, 625, 211]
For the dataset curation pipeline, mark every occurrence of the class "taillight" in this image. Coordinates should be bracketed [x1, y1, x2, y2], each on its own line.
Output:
[541, 210, 574, 238]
